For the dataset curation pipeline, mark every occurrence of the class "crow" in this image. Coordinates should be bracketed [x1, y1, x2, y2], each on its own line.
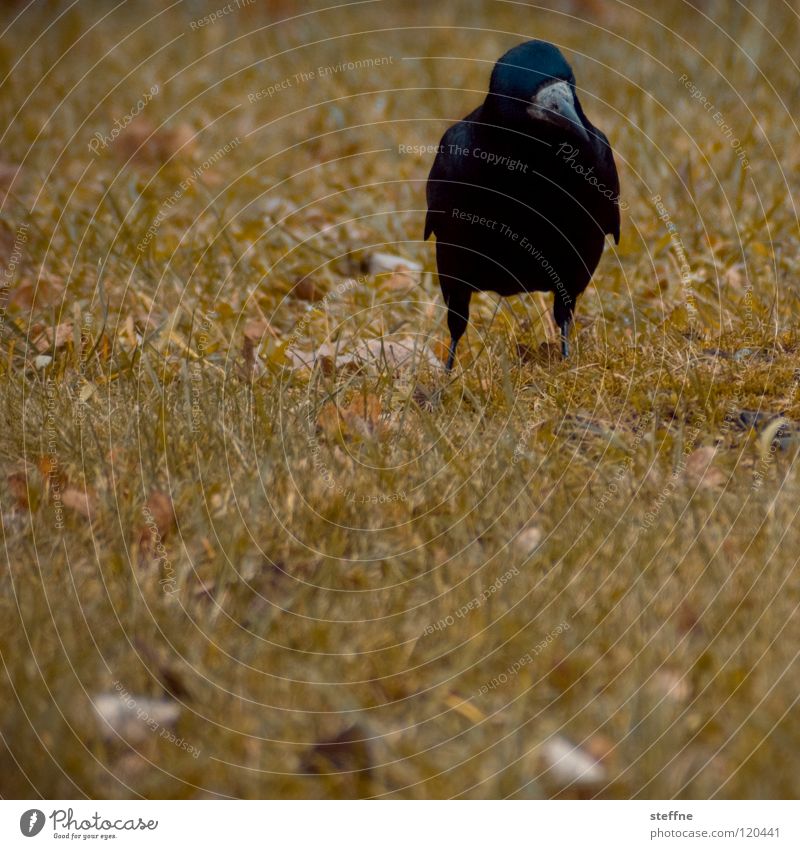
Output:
[424, 40, 620, 370]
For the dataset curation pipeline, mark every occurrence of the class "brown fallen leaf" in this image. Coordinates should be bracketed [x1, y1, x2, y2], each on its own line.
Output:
[37, 454, 59, 479]
[724, 264, 745, 290]
[341, 393, 381, 431]
[240, 317, 278, 379]
[9, 273, 63, 312]
[243, 317, 278, 342]
[145, 492, 174, 538]
[138, 491, 175, 564]
[6, 471, 30, 510]
[684, 447, 726, 489]
[0, 161, 21, 203]
[115, 120, 196, 165]
[316, 402, 342, 440]
[384, 267, 417, 291]
[291, 276, 320, 301]
[317, 393, 385, 441]
[366, 252, 422, 287]
[61, 487, 94, 519]
[34, 322, 73, 352]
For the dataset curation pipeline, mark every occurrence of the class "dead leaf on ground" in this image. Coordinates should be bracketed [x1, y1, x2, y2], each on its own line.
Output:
[243, 317, 278, 342]
[315, 402, 341, 440]
[138, 491, 175, 563]
[61, 487, 95, 519]
[241, 317, 279, 378]
[115, 120, 196, 165]
[6, 471, 30, 510]
[384, 268, 418, 291]
[37, 454, 59, 479]
[37, 456, 67, 496]
[724, 264, 745, 290]
[366, 252, 422, 288]
[317, 392, 385, 441]
[0, 161, 21, 203]
[291, 276, 321, 301]
[684, 447, 726, 489]
[342, 393, 381, 431]
[9, 273, 64, 313]
[34, 322, 73, 352]
[145, 491, 174, 537]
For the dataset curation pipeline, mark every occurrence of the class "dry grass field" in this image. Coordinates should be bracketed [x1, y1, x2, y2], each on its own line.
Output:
[1, 0, 800, 799]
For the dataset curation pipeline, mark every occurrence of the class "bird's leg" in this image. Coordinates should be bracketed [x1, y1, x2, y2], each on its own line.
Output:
[445, 337, 458, 372]
[553, 294, 574, 360]
[559, 315, 572, 358]
[444, 286, 471, 372]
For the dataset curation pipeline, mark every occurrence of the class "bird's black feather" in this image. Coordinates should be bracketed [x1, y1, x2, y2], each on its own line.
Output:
[424, 113, 480, 241]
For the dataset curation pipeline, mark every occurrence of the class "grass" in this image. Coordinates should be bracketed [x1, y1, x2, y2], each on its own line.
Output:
[1, 0, 800, 799]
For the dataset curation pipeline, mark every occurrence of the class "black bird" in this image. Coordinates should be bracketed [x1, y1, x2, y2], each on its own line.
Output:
[424, 40, 620, 370]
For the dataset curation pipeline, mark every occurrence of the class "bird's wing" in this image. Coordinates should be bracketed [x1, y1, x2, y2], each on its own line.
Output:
[424, 113, 479, 240]
[593, 128, 621, 245]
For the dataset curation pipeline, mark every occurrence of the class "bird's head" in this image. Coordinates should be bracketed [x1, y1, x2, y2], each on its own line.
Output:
[485, 40, 589, 143]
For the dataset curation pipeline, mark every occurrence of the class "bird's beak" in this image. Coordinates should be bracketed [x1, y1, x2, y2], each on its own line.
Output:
[527, 80, 589, 142]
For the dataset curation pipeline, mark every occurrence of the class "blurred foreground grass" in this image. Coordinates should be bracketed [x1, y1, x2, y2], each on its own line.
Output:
[1, 0, 800, 798]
